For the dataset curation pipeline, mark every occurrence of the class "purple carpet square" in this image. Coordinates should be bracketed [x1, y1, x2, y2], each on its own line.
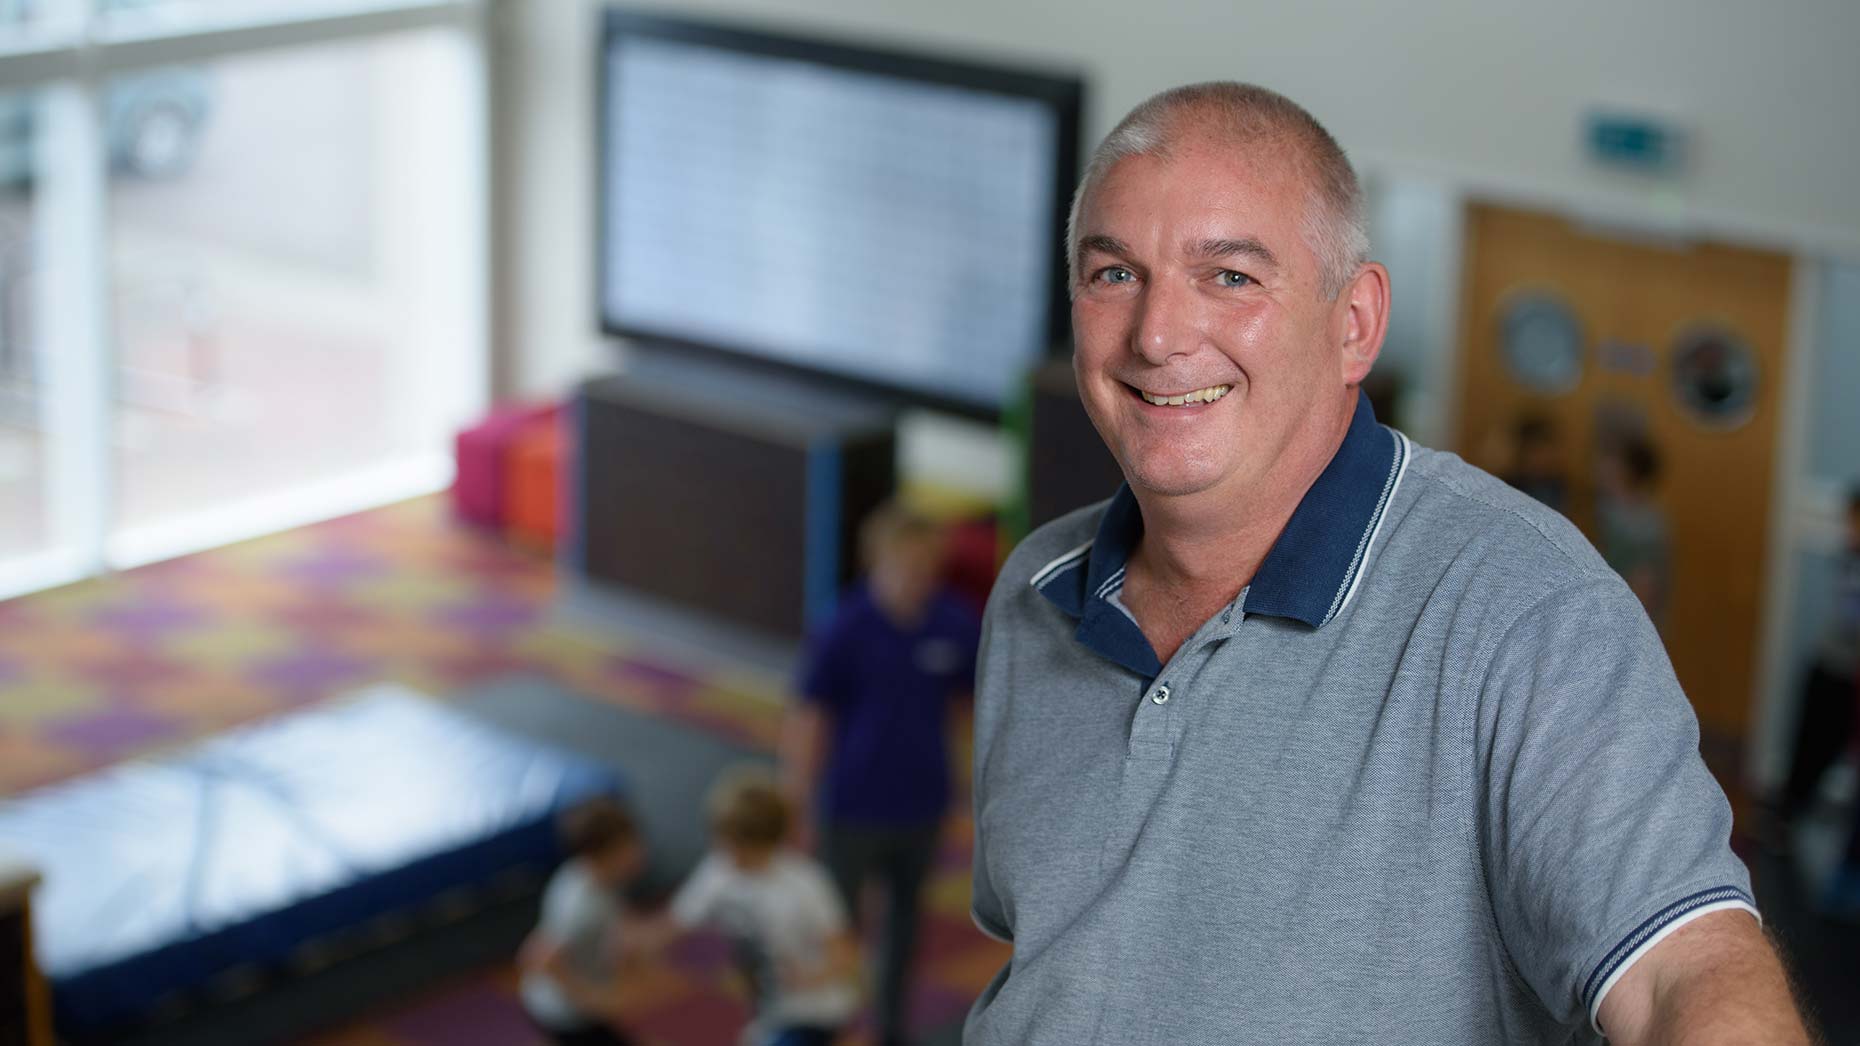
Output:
[382, 978, 543, 1046]
[274, 599, 384, 634]
[277, 548, 392, 587]
[434, 593, 544, 634]
[71, 649, 193, 689]
[88, 597, 209, 639]
[44, 700, 184, 757]
[247, 647, 377, 693]
[0, 599, 42, 629]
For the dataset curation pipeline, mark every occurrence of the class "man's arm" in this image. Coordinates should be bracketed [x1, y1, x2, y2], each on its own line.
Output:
[1596, 910, 1812, 1045]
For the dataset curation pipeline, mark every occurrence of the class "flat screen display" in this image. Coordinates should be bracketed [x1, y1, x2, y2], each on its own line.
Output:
[599, 11, 1082, 415]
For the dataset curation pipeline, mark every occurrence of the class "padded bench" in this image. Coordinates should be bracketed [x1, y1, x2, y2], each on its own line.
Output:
[0, 684, 622, 1041]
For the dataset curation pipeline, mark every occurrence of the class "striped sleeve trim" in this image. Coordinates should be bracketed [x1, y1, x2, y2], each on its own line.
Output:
[971, 906, 1012, 944]
[1583, 886, 1759, 1032]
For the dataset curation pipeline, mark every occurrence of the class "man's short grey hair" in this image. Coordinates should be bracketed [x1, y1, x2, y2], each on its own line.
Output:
[1065, 82, 1370, 300]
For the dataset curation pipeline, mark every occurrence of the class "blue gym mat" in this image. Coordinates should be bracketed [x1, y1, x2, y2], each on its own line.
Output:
[0, 684, 622, 1038]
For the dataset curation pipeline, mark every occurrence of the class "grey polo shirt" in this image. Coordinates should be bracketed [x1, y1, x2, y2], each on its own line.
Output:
[968, 394, 1754, 1045]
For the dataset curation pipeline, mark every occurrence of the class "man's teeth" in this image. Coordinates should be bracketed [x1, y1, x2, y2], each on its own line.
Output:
[1139, 384, 1232, 406]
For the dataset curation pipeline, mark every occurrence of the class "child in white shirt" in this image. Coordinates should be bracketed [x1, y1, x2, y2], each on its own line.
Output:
[665, 766, 860, 1046]
[518, 797, 647, 1046]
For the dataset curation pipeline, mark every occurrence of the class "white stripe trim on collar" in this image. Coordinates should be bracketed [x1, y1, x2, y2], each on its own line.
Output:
[1323, 429, 1412, 626]
[1030, 539, 1093, 589]
[1094, 565, 1127, 599]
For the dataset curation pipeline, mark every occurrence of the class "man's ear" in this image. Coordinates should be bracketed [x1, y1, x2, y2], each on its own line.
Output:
[1337, 261, 1390, 385]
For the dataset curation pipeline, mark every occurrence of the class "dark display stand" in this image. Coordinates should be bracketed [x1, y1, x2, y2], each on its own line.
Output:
[0, 862, 51, 1046]
[1024, 357, 1125, 531]
[573, 354, 897, 640]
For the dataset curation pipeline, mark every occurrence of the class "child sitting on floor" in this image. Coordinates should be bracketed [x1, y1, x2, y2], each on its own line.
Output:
[518, 796, 648, 1046]
[663, 765, 861, 1046]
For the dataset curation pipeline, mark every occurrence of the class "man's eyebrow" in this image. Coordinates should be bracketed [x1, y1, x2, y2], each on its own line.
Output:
[1192, 237, 1279, 271]
[1077, 234, 1133, 259]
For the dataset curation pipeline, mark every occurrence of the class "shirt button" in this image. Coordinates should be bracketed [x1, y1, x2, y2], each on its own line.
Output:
[1151, 684, 1171, 705]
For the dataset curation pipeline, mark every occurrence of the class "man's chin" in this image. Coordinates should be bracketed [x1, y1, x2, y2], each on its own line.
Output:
[1120, 461, 1230, 500]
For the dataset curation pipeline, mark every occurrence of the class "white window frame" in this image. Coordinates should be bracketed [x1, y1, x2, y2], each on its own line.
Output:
[0, 0, 489, 600]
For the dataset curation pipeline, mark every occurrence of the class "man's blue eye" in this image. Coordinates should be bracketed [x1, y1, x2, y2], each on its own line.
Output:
[1218, 270, 1252, 288]
[1099, 267, 1133, 284]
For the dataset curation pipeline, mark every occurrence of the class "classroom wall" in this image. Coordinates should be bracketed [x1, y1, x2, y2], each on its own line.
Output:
[1788, 260, 1860, 684]
[493, 0, 1860, 404]
[1807, 263, 1860, 484]
[494, 2, 1860, 781]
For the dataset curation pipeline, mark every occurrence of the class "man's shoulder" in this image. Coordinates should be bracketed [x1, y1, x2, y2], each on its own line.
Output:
[1393, 439, 1611, 586]
[997, 497, 1112, 591]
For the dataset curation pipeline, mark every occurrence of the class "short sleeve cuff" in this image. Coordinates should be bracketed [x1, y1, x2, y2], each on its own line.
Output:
[1585, 885, 1759, 1033]
[971, 906, 1012, 944]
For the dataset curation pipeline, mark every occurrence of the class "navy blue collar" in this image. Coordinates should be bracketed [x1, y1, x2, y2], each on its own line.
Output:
[1031, 390, 1410, 677]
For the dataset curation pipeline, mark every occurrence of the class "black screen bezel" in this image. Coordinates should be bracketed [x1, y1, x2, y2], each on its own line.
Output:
[595, 7, 1085, 421]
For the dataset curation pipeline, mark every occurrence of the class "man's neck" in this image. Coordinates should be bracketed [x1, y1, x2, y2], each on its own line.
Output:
[1127, 395, 1357, 607]
[1129, 494, 1285, 596]
[1117, 399, 1357, 667]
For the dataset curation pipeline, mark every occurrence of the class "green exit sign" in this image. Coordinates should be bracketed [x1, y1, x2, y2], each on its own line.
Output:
[1585, 111, 1687, 174]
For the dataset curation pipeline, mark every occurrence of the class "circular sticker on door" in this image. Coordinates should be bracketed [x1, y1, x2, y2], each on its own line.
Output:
[1670, 324, 1758, 429]
[1498, 292, 1584, 395]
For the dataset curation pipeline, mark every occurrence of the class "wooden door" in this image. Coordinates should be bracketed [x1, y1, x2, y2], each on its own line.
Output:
[1455, 203, 1791, 754]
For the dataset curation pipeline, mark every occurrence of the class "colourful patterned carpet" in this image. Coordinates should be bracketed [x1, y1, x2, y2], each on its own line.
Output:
[0, 496, 1007, 1045]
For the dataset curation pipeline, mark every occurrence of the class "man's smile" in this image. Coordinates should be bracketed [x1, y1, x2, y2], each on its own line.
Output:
[1123, 381, 1233, 407]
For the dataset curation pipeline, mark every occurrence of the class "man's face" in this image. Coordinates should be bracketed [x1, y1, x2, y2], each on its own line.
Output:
[1071, 135, 1362, 502]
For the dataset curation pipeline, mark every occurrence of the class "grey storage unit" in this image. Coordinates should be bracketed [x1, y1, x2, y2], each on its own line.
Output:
[574, 356, 897, 639]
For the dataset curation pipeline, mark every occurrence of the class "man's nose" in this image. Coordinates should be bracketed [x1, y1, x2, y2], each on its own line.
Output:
[1130, 277, 1199, 365]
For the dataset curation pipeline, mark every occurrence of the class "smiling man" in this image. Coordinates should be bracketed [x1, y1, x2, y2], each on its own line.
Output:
[966, 83, 1809, 1044]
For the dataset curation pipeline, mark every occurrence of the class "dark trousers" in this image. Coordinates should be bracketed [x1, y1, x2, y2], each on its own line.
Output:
[1780, 662, 1859, 819]
[765, 1027, 839, 1046]
[821, 820, 941, 1043]
[532, 1020, 634, 1046]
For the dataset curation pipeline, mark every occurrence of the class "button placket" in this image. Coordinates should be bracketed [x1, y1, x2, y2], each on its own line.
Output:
[1128, 676, 1173, 751]
[1108, 676, 1177, 870]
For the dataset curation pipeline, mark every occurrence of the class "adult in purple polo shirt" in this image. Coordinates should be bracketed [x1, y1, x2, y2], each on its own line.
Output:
[782, 501, 981, 1046]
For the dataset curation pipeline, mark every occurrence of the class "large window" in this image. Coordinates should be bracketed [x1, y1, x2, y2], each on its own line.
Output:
[0, 0, 485, 596]
[0, 88, 46, 568]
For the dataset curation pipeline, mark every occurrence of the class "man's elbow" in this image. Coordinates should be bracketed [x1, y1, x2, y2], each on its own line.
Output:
[1598, 910, 1814, 1046]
